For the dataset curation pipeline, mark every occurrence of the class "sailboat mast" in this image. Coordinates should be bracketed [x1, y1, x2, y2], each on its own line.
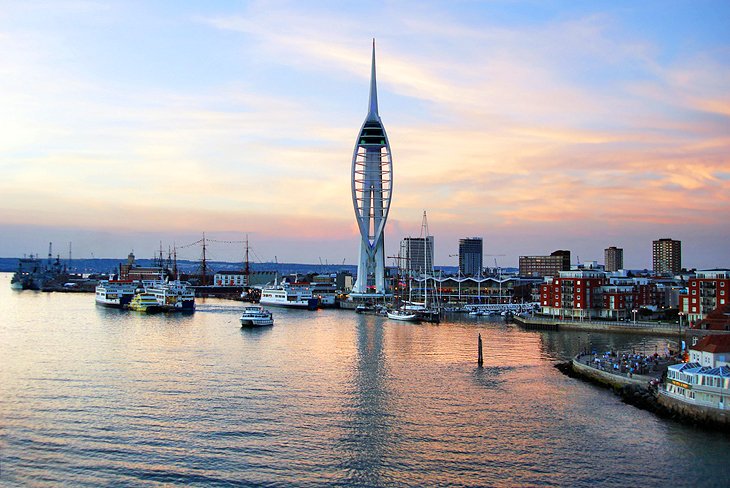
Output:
[421, 211, 429, 307]
[244, 235, 250, 287]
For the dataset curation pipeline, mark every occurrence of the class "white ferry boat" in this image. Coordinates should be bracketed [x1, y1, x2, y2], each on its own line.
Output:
[145, 279, 195, 311]
[239, 305, 274, 327]
[259, 281, 319, 309]
[95, 280, 138, 308]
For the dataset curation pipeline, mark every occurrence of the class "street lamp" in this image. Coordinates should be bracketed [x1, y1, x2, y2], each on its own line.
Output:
[678, 311, 685, 353]
[632, 308, 638, 324]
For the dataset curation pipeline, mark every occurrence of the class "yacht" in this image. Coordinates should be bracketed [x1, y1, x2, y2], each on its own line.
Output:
[239, 305, 274, 327]
[259, 281, 319, 309]
[386, 309, 420, 323]
[95, 280, 137, 308]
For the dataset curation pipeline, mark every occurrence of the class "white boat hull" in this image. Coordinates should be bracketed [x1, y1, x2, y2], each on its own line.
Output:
[240, 317, 274, 327]
[387, 311, 420, 322]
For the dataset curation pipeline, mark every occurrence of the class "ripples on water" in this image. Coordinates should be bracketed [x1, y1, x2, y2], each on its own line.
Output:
[1, 273, 729, 487]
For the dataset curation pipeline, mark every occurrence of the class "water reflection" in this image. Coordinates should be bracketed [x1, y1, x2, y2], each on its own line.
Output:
[2, 273, 730, 487]
[339, 315, 393, 485]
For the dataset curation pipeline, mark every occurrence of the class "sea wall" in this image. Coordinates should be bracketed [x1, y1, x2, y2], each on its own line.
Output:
[571, 358, 648, 389]
[514, 316, 681, 337]
[558, 358, 730, 431]
[657, 391, 730, 427]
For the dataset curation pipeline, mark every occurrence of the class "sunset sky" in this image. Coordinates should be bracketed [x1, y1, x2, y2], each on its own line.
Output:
[1, 1, 728, 270]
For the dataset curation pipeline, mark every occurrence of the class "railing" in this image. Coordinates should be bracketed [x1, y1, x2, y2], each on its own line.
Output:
[522, 315, 680, 330]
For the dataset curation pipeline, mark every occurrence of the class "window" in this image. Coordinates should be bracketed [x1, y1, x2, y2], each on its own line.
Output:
[692, 298, 697, 303]
[692, 290, 697, 295]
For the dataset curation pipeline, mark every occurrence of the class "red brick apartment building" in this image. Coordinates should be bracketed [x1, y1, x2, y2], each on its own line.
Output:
[541, 273, 665, 320]
[540, 270, 606, 319]
[680, 269, 730, 324]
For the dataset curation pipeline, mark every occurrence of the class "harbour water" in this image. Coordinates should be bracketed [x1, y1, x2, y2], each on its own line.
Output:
[1, 272, 728, 486]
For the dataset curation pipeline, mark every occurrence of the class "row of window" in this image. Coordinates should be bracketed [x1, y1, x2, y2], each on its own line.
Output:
[691, 289, 726, 295]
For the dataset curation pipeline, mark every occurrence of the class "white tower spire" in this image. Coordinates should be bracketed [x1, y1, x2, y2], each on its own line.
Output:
[351, 39, 392, 296]
[368, 38, 378, 118]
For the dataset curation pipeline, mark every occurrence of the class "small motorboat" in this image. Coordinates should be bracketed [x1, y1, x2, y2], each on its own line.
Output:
[240, 305, 274, 327]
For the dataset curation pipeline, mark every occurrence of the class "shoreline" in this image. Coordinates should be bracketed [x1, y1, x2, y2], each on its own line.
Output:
[514, 315, 683, 338]
[557, 355, 730, 432]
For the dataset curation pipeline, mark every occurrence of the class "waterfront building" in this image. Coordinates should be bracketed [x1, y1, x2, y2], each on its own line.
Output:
[653, 238, 681, 275]
[350, 40, 392, 296]
[335, 271, 354, 293]
[400, 236, 434, 277]
[679, 269, 730, 323]
[597, 277, 664, 320]
[519, 250, 571, 277]
[214, 270, 278, 287]
[458, 237, 483, 277]
[688, 335, 730, 367]
[424, 275, 540, 305]
[540, 269, 606, 319]
[663, 362, 730, 411]
[119, 252, 166, 281]
[604, 246, 623, 272]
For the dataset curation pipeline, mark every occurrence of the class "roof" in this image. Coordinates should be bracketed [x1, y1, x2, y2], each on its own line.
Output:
[701, 366, 730, 378]
[668, 362, 702, 372]
[690, 334, 730, 354]
[691, 303, 730, 331]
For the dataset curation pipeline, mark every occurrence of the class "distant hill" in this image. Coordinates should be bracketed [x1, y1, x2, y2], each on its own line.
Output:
[0, 257, 359, 276]
[0, 257, 467, 276]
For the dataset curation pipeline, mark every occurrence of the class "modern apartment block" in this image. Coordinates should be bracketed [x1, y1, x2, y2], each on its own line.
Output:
[679, 269, 730, 324]
[458, 237, 483, 277]
[519, 250, 571, 277]
[400, 236, 434, 276]
[653, 238, 681, 274]
[604, 246, 624, 272]
[539, 270, 606, 319]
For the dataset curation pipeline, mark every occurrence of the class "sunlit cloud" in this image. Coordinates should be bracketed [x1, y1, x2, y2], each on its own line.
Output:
[0, 1, 728, 267]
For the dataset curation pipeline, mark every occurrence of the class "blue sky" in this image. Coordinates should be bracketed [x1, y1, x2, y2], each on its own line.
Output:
[1, 1, 728, 269]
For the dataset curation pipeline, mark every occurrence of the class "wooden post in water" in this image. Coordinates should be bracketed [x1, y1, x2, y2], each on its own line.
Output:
[478, 333, 484, 367]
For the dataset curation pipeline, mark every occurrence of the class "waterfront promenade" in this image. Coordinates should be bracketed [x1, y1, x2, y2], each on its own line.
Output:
[572, 351, 675, 386]
[514, 314, 683, 338]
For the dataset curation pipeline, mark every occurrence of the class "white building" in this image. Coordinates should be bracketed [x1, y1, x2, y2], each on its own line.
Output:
[664, 362, 730, 410]
[213, 270, 278, 287]
[688, 335, 730, 368]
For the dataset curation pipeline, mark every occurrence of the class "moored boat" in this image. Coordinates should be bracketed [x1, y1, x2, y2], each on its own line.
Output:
[95, 280, 137, 308]
[259, 281, 319, 309]
[239, 305, 274, 327]
[128, 292, 162, 313]
[386, 309, 420, 323]
[145, 279, 195, 311]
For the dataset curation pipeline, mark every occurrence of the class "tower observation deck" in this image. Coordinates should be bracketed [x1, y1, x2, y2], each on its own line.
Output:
[351, 40, 392, 296]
